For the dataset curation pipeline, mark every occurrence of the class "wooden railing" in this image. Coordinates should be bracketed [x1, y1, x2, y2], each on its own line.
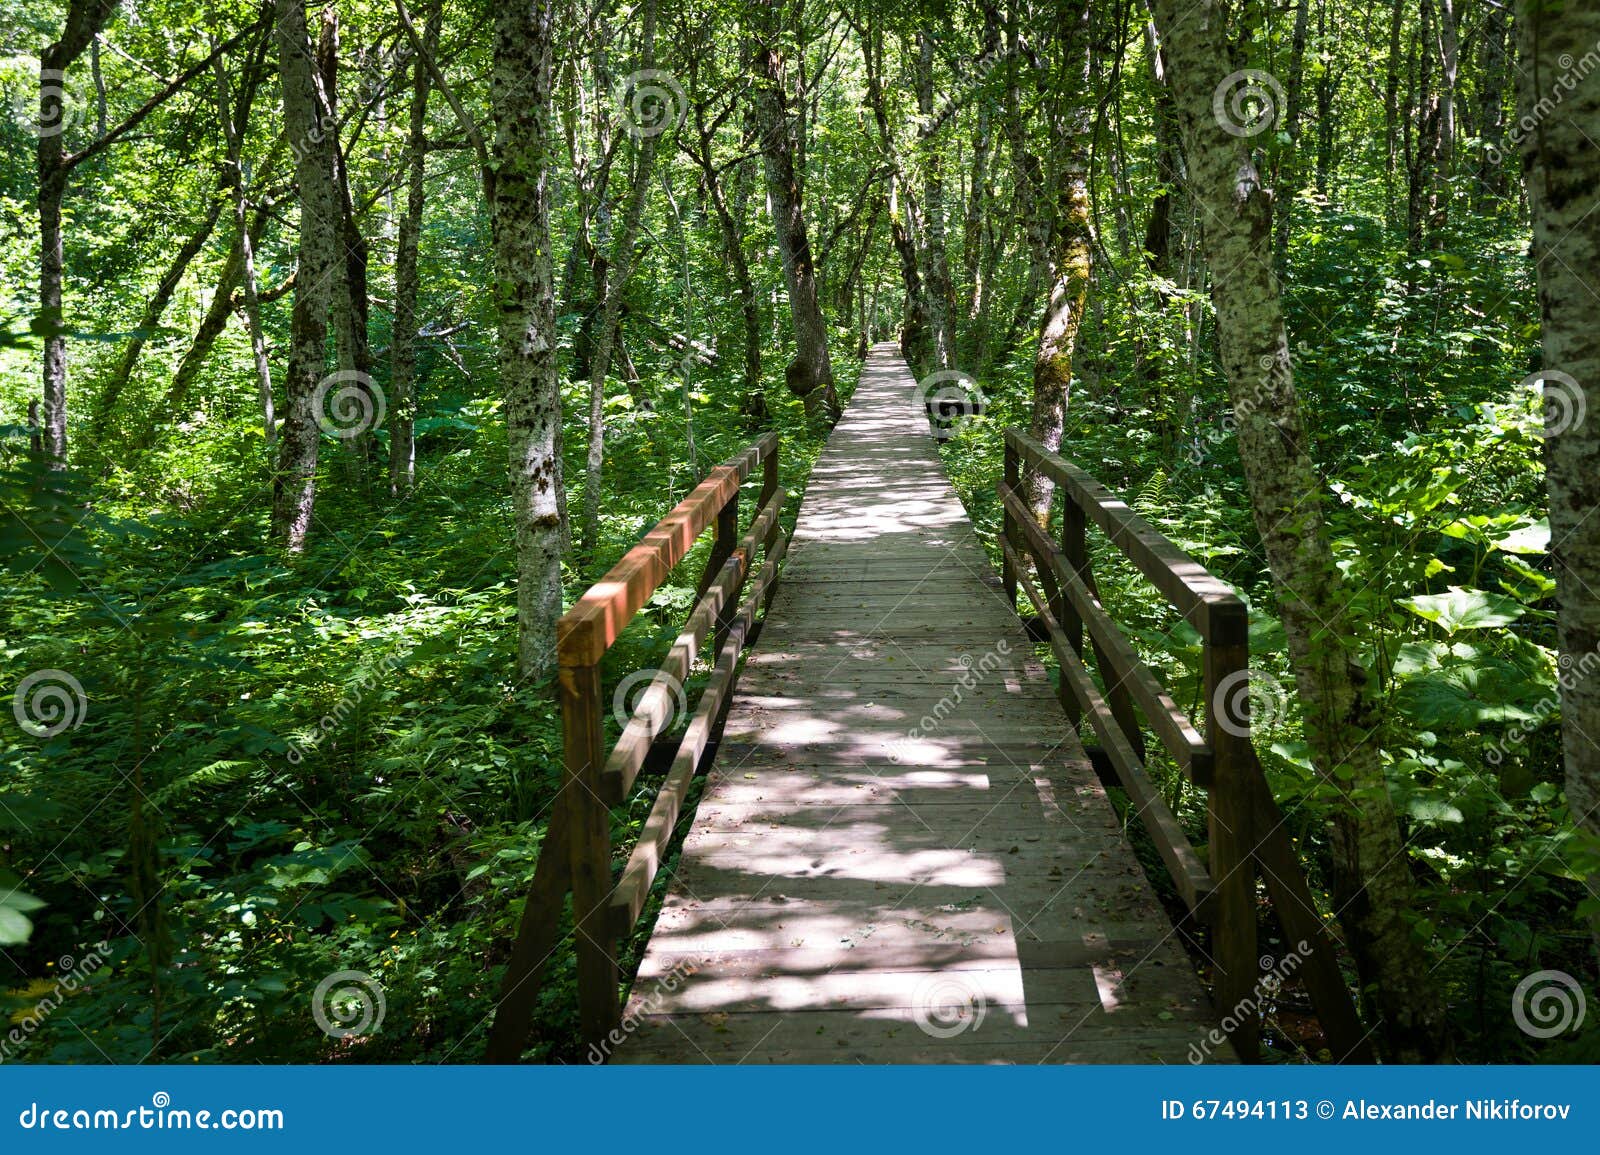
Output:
[486, 433, 786, 1059]
[997, 429, 1372, 1063]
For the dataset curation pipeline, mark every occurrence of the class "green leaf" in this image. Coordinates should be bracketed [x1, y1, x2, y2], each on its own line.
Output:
[0, 878, 45, 946]
[1399, 586, 1525, 634]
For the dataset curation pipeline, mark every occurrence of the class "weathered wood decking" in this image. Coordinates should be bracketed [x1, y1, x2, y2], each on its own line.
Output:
[612, 345, 1227, 1063]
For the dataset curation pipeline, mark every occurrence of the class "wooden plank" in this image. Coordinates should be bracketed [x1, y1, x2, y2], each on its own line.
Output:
[1004, 536, 1215, 920]
[557, 433, 775, 665]
[608, 531, 790, 936]
[602, 489, 787, 800]
[999, 479, 1213, 786]
[615, 345, 1222, 1065]
[1006, 428, 1245, 642]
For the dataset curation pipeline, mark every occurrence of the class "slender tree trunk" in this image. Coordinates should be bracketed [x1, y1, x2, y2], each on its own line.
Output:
[492, 0, 564, 680]
[91, 199, 224, 436]
[37, 0, 120, 466]
[1020, 5, 1092, 524]
[270, 0, 342, 552]
[214, 46, 277, 446]
[752, 0, 838, 422]
[686, 96, 764, 419]
[1272, 0, 1311, 264]
[1150, 0, 1450, 1061]
[1476, 1, 1509, 201]
[1517, 0, 1600, 958]
[320, 9, 376, 477]
[580, 0, 662, 556]
[915, 32, 955, 370]
[390, 1, 438, 496]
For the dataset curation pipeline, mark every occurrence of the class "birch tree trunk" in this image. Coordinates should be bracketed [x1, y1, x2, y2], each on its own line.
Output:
[493, 0, 564, 680]
[390, 1, 438, 496]
[270, 0, 343, 552]
[1150, 0, 1450, 1060]
[1516, 0, 1600, 957]
[752, 0, 839, 422]
[37, 0, 120, 466]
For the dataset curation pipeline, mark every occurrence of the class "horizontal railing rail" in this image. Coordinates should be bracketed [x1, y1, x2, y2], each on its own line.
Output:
[999, 428, 1372, 1064]
[486, 433, 785, 1059]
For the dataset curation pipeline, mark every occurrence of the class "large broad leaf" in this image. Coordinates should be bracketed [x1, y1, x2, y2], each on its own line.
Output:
[1394, 660, 1546, 729]
[0, 877, 45, 945]
[1399, 586, 1525, 634]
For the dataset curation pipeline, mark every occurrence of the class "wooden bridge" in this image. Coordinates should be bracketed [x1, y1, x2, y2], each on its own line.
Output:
[484, 344, 1373, 1065]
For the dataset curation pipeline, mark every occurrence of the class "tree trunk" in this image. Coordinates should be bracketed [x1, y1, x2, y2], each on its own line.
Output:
[1516, 0, 1600, 958]
[90, 197, 224, 437]
[752, 0, 838, 422]
[580, 0, 662, 557]
[390, 1, 439, 496]
[270, 0, 343, 552]
[493, 0, 564, 681]
[214, 43, 277, 446]
[915, 32, 955, 370]
[1150, 0, 1450, 1061]
[36, 0, 120, 467]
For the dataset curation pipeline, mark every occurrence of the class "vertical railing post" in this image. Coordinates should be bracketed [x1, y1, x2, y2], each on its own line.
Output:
[761, 441, 782, 615]
[1203, 597, 1259, 1061]
[561, 659, 619, 1050]
[1001, 435, 1019, 608]
[1059, 496, 1087, 725]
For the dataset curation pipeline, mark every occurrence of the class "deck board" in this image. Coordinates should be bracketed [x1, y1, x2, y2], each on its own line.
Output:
[613, 344, 1229, 1065]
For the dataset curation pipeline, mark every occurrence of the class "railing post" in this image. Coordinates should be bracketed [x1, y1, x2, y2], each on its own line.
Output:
[561, 659, 619, 1051]
[1059, 497, 1087, 724]
[1001, 436, 1019, 608]
[1203, 598, 1259, 1061]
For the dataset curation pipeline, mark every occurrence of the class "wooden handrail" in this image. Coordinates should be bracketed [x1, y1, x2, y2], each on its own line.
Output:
[485, 435, 787, 1060]
[1000, 429, 1372, 1065]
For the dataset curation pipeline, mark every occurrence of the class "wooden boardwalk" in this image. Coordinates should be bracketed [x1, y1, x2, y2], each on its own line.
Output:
[612, 345, 1227, 1063]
